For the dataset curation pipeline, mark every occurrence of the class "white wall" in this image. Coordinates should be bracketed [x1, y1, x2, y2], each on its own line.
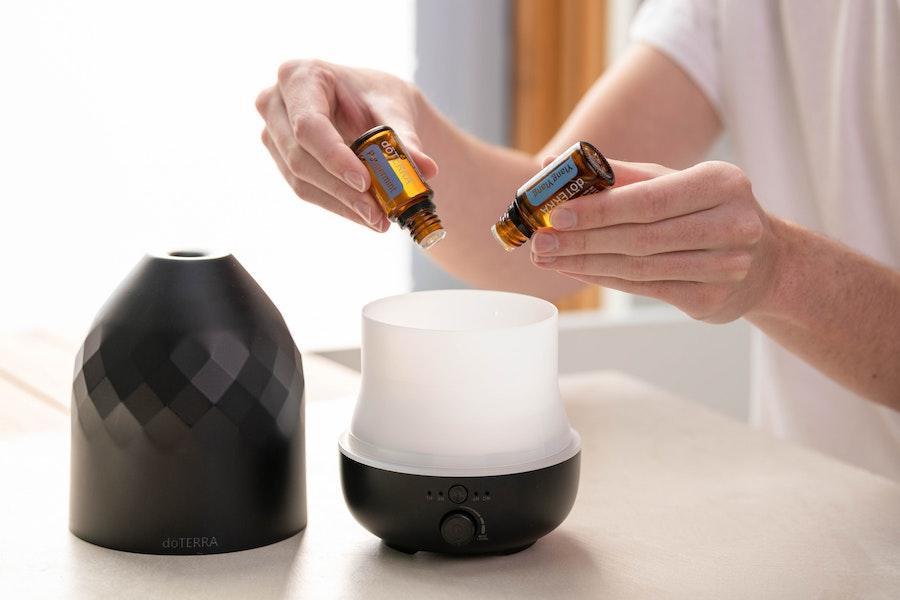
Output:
[0, 1, 417, 350]
[560, 307, 751, 420]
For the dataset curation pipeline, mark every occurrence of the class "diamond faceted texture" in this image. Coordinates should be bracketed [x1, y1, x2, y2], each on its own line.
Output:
[73, 328, 304, 450]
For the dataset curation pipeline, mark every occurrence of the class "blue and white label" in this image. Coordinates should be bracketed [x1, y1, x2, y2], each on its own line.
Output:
[360, 143, 402, 200]
[525, 156, 577, 206]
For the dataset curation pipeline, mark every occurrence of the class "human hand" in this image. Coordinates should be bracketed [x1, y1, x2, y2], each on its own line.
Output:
[530, 160, 779, 323]
[255, 59, 438, 231]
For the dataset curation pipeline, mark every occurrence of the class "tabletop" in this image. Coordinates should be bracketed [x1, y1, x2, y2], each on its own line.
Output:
[1, 331, 898, 599]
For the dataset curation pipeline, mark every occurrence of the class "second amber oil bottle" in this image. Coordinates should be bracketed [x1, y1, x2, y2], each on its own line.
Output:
[351, 125, 446, 250]
[491, 141, 615, 251]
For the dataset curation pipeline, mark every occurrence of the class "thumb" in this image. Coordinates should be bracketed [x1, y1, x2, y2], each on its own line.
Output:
[607, 159, 673, 187]
[405, 146, 439, 180]
[368, 101, 439, 180]
[540, 154, 670, 186]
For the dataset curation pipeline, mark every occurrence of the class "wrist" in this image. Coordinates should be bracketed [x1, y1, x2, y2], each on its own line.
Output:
[746, 216, 806, 321]
[407, 81, 437, 140]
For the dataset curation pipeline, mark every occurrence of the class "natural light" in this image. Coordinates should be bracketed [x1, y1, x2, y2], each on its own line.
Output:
[0, 0, 417, 349]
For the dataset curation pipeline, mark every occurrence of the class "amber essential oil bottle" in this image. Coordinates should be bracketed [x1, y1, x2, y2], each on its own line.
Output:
[491, 141, 615, 251]
[351, 125, 446, 250]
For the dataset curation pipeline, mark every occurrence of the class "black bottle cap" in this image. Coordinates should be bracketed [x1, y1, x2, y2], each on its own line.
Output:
[350, 125, 394, 153]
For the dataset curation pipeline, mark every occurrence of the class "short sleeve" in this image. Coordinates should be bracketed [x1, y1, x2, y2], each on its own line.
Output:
[629, 0, 723, 114]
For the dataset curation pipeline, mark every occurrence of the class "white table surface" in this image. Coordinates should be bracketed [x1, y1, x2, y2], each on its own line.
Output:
[1, 333, 898, 599]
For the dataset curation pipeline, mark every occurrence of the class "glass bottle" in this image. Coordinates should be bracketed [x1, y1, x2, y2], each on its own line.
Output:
[491, 141, 614, 251]
[351, 125, 446, 250]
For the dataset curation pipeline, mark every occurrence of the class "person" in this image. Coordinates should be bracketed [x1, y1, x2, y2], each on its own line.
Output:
[255, 0, 900, 480]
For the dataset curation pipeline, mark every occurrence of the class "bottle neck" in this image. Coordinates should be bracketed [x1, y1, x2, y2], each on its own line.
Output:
[491, 202, 532, 251]
[507, 201, 535, 238]
[397, 198, 446, 250]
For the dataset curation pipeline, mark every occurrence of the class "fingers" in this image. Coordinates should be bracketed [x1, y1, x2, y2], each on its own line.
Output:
[403, 146, 439, 180]
[532, 249, 752, 283]
[528, 160, 765, 325]
[258, 87, 386, 230]
[367, 93, 439, 180]
[539, 155, 668, 185]
[605, 159, 673, 187]
[553, 271, 739, 323]
[549, 162, 721, 231]
[261, 129, 389, 231]
[555, 271, 700, 302]
[533, 208, 757, 257]
[275, 60, 372, 191]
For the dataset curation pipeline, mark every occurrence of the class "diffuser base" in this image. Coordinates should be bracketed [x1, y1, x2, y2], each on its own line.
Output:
[69, 526, 305, 556]
[383, 540, 535, 556]
[340, 451, 580, 555]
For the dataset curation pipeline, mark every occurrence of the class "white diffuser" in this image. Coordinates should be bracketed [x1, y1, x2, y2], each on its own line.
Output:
[339, 290, 581, 555]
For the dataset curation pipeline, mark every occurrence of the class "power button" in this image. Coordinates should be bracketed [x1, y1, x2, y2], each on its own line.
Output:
[448, 484, 468, 504]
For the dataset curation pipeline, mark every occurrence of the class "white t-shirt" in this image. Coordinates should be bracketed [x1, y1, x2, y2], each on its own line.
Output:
[631, 0, 900, 481]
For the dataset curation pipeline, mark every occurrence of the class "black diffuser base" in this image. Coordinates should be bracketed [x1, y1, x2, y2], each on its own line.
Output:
[384, 540, 535, 556]
[71, 526, 304, 556]
[340, 451, 580, 555]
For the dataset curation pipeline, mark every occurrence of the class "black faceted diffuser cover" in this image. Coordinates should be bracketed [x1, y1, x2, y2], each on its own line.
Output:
[70, 250, 306, 554]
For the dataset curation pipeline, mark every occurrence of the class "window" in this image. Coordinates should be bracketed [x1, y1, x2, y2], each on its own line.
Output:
[0, 1, 416, 349]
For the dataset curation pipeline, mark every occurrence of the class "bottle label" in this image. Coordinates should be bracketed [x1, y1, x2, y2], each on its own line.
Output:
[360, 143, 403, 199]
[525, 156, 578, 206]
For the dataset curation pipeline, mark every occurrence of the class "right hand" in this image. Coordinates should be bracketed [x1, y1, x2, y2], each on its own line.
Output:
[255, 59, 438, 231]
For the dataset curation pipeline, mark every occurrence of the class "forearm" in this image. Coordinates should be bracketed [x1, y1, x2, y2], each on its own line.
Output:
[748, 218, 900, 408]
[413, 89, 586, 299]
[413, 44, 721, 299]
[542, 44, 721, 169]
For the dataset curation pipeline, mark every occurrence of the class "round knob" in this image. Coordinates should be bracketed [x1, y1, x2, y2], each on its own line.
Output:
[440, 511, 477, 546]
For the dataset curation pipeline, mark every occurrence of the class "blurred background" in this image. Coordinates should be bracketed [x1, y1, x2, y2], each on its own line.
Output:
[0, 0, 750, 418]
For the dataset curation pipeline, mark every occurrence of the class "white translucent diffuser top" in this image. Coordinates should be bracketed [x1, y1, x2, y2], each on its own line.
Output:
[339, 290, 581, 476]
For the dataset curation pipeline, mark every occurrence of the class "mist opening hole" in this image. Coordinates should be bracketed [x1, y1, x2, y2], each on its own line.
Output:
[169, 250, 207, 258]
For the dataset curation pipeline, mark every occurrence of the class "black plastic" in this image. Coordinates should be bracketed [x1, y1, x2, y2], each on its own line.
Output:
[349, 125, 393, 152]
[340, 451, 580, 555]
[396, 198, 437, 224]
[70, 251, 306, 554]
[440, 512, 477, 546]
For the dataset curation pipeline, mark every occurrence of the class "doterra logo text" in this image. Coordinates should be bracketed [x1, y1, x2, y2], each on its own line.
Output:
[162, 536, 219, 550]
[540, 178, 588, 215]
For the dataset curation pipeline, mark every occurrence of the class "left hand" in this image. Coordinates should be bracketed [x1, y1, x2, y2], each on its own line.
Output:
[530, 160, 780, 323]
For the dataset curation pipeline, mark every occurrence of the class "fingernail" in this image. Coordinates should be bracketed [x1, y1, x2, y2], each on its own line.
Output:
[345, 171, 367, 192]
[532, 254, 556, 265]
[532, 232, 559, 254]
[353, 199, 376, 225]
[551, 207, 576, 230]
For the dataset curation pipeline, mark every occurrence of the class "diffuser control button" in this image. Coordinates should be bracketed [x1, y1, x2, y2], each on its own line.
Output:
[440, 512, 476, 546]
[448, 485, 468, 504]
